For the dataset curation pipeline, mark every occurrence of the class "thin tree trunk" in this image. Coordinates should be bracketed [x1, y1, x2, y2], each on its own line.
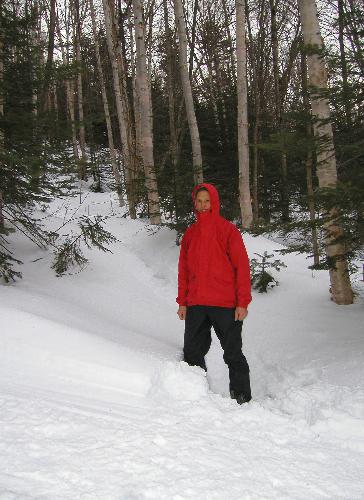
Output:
[55, 13, 79, 161]
[68, 80, 79, 161]
[236, 0, 253, 228]
[163, 0, 179, 214]
[112, 3, 139, 194]
[298, 0, 353, 305]
[269, 0, 289, 221]
[128, 8, 143, 169]
[252, 96, 260, 223]
[132, 0, 161, 224]
[188, 0, 198, 80]
[89, 0, 124, 207]
[301, 49, 320, 266]
[174, 0, 203, 185]
[102, 0, 136, 218]
[246, 0, 266, 223]
[74, 0, 87, 180]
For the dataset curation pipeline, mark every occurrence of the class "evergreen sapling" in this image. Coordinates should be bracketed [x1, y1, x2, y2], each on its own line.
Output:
[250, 251, 287, 293]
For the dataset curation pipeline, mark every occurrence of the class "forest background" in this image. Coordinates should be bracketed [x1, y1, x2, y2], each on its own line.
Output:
[0, 0, 363, 305]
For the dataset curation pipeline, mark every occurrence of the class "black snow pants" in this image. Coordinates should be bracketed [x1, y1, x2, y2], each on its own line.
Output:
[183, 305, 251, 401]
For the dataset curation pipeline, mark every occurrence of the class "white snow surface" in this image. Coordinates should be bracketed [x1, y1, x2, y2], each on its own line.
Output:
[1, 190, 363, 500]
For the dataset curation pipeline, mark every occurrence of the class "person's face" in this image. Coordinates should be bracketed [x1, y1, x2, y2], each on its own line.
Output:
[195, 190, 211, 213]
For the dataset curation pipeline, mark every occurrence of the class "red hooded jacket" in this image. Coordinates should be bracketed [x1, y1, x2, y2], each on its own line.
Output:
[177, 183, 252, 309]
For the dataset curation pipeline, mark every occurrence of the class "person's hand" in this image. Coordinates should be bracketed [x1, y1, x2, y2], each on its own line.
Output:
[177, 306, 187, 320]
[235, 307, 248, 321]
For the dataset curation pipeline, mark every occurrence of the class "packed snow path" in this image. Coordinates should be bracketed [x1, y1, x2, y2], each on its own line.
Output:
[1, 191, 363, 499]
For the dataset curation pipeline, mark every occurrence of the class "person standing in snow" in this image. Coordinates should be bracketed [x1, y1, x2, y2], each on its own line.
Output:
[177, 183, 252, 404]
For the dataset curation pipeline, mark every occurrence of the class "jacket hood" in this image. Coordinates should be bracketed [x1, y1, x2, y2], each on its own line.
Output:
[192, 183, 220, 218]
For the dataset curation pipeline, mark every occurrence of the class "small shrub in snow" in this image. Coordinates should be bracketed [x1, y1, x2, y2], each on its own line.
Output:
[250, 251, 287, 293]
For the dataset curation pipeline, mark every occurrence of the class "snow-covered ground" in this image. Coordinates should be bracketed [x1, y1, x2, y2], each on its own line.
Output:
[1, 190, 363, 500]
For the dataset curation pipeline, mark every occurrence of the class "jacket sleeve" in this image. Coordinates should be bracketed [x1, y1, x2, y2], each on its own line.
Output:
[228, 227, 252, 308]
[176, 231, 189, 306]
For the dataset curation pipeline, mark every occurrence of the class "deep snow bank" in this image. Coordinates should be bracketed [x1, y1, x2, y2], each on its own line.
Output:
[1, 189, 364, 499]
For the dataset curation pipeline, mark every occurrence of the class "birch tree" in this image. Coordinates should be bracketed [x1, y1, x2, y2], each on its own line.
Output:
[102, 0, 136, 218]
[174, 0, 203, 185]
[89, 0, 124, 207]
[132, 0, 161, 224]
[298, 0, 353, 305]
[73, 0, 87, 180]
[163, 0, 178, 185]
[301, 49, 319, 266]
[236, 0, 253, 228]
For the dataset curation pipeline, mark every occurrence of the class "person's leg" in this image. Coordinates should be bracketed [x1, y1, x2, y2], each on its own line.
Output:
[183, 305, 212, 371]
[208, 306, 251, 401]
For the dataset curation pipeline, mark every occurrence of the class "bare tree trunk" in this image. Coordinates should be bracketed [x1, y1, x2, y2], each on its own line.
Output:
[301, 49, 320, 267]
[236, 0, 253, 228]
[269, 0, 289, 221]
[89, 0, 124, 207]
[132, 0, 161, 224]
[128, 8, 142, 169]
[102, 0, 136, 218]
[252, 96, 260, 223]
[163, 0, 179, 210]
[55, 13, 79, 161]
[188, 0, 198, 79]
[298, 0, 353, 305]
[74, 0, 87, 180]
[174, 0, 203, 185]
[68, 79, 79, 161]
[246, 0, 267, 223]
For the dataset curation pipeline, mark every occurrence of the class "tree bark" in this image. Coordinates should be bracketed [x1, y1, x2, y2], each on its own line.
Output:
[74, 0, 87, 180]
[269, 0, 289, 221]
[163, 0, 179, 213]
[89, 0, 124, 207]
[132, 0, 161, 224]
[301, 49, 319, 266]
[236, 0, 253, 228]
[298, 0, 353, 305]
[174, 0, 203, 185]
[246, 0, 267, 223]
[102, 0, 136, 218]
[128, 8, 143, 170]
